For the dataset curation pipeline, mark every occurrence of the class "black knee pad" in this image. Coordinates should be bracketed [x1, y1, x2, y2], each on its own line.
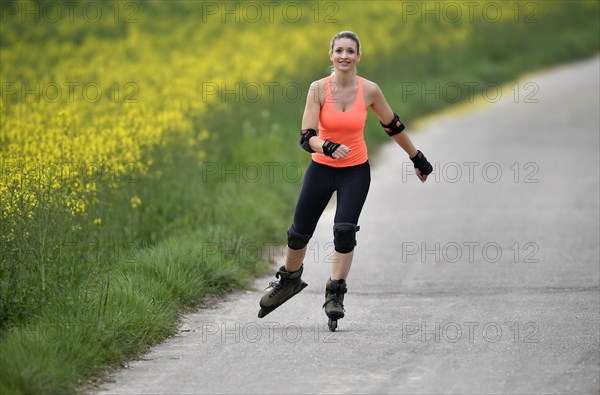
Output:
[287, 225, 312, 250]
[333, 223, 360, 253]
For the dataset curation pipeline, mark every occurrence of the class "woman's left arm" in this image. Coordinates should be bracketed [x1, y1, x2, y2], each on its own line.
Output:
[368, 82, 418, 158]
[367, 81, 431, 182]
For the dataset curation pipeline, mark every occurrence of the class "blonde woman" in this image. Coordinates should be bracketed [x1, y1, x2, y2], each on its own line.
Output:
[258, 31, 432, 331]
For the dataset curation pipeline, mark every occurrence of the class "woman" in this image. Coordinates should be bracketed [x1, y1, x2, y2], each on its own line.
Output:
[258, 31, 432, 331]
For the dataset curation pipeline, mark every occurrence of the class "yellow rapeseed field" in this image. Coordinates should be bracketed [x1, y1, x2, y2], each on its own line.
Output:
[1, 0, 596, 243]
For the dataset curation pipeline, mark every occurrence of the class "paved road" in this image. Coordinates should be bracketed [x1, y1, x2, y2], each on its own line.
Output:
[97, 56, 599, 394]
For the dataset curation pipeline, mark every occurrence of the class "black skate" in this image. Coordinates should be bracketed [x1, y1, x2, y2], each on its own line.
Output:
[258, 265, 308, 318]
[323, 278, 347, 332]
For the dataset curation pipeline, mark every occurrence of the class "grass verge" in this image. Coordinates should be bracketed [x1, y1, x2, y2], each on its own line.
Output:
[0, 228, 268, 394]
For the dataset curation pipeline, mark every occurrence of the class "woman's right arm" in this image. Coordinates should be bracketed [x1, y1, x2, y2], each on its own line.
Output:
[301, 81, 325, 153]
[301, 80, 349, 158]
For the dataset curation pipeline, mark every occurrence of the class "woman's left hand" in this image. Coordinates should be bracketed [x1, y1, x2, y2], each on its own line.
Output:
[411, 150, 432, 183]
[416, 168, 428, 183]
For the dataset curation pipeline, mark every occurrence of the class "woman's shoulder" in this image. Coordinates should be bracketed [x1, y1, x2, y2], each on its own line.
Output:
[306, 78, 329, 104]
[358, 76, 381, 93]
[308, 77, 329, 90]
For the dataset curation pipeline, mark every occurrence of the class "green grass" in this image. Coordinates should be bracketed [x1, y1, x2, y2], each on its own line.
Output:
[0, 228, 266, 394]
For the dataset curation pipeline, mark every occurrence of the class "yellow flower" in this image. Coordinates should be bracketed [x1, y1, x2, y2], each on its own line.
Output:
[93, 218, 102, 225]
[198, 129, 210, 141]
[130, 196, 142, 209]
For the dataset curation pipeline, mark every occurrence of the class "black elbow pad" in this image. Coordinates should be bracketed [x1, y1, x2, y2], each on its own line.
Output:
[299, 128, 317, 153]
[380, 113, 405, 136]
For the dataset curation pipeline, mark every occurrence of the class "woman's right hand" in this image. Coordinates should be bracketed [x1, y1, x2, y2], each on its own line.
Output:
[322, 140, 351, 159]
[332, 144, 351, 159]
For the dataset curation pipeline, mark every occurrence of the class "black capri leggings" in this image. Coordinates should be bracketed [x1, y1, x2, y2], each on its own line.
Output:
[292, 160, 371, 237]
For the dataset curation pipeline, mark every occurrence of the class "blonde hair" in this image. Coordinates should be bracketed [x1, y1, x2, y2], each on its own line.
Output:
[329, 31, 361, 55]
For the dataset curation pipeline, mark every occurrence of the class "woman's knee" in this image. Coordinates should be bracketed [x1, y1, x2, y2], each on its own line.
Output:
[287, 224, 313, 250]
[333, 222, 360, 253]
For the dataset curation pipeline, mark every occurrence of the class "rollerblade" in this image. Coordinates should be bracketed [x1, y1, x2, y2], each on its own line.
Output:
[323, 278, 347, 332]
[258, 264, 308, 318]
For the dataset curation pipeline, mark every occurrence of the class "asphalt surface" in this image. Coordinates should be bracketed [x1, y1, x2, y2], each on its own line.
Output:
[97, 56, 600, 394]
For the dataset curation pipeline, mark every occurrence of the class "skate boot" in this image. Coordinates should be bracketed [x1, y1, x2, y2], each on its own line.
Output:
[323, 278, 347, 332]
[258, 265, 308, 318]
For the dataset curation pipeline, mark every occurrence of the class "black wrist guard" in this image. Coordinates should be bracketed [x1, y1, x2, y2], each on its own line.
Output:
[299, 128, 317, 153]
[322, 140, 340, 158]
[380, 112, 405, 136]
[410, 150, 433, 175]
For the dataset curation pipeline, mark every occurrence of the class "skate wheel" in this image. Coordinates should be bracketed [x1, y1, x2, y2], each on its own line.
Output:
[328, 318, 337, 332]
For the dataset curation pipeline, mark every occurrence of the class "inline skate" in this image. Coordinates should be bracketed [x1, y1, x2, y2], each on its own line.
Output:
[258, 264, 308, 318]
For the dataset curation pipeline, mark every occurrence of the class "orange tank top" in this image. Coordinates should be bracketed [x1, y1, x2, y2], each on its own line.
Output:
[312, 76, 368, 167]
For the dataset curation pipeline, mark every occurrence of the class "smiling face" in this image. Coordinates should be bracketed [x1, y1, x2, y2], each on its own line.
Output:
[329, 37, 360, 72]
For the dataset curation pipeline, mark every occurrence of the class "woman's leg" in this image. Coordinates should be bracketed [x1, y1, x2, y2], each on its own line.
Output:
[284, 247, 307, 272]
[330, 162, 371, 280]
[285, 161, 335, 272]
[330, 251, 354, 280]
